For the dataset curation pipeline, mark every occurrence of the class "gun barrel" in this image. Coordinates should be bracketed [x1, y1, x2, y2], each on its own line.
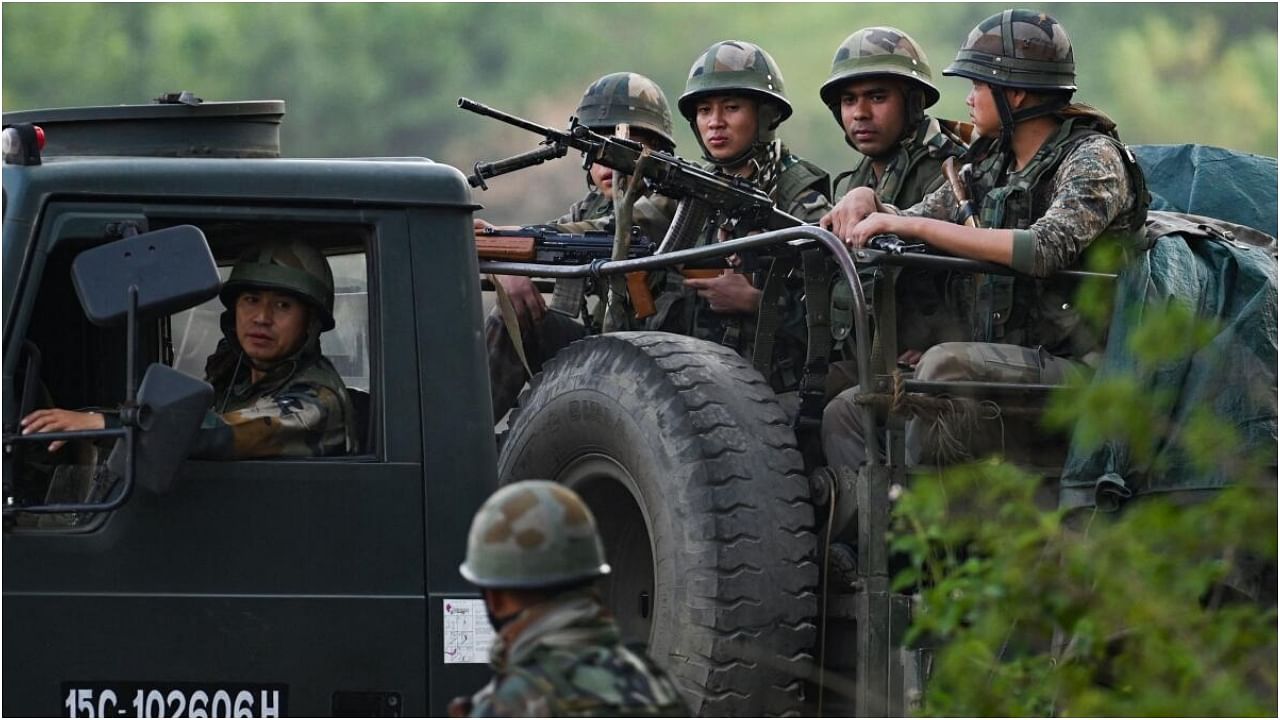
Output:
[458, 97, 564, 141]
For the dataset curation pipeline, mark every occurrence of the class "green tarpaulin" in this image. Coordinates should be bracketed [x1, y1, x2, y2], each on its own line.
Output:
[1059, 145, 1278, 511]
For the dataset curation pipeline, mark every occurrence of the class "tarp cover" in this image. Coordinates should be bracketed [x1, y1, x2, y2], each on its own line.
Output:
[1059, 145, 1278, 511]
[1133, 143, 1277, 237]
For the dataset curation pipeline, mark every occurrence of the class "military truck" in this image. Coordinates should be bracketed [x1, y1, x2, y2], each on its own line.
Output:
[5, 96, 1275, 719]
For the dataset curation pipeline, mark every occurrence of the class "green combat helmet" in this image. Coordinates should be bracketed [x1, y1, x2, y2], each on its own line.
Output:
[819, 27, 940, 132]
[943, 9, 1076, 143]
[459, 481, 611, 589]
[575, 72, 676, 152]
[943, 9, 1076, 91]
[678, 40, 791, 164]
[220, 240, 336, 331]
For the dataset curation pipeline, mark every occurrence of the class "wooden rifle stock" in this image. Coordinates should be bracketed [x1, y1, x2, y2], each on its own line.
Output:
[942, 157, 980, 229]
[626, 268, 725, 321]
[475, 235, 536, 261]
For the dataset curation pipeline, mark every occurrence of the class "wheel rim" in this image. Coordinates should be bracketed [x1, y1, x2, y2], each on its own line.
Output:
[557, 453, 657, 646]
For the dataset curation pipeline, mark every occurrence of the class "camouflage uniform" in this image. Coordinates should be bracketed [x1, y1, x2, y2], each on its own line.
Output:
[650, 40, 832, 392]
[192, 242, 357, 459]
[823, 11, 1148, 468]
[485, 73, 678, 421]
[454, 481, 687, 718]
[821, 28, 972, 381]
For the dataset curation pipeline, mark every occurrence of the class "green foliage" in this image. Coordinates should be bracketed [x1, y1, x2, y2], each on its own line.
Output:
[893, 296, 1277, 715]
[3, 3, 1275, 224]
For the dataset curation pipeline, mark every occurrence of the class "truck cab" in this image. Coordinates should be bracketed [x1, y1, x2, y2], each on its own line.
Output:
[3, 99, 498, 716]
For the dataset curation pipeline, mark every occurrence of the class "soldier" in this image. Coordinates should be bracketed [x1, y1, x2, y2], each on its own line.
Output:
[482, 72, 678, 421]
[820, 26, 971, 388]
[820, 9, 1148, 468]
[652, 40, 832, 393]
[21, 241, 357, 459]
[449, 480, 688, 717]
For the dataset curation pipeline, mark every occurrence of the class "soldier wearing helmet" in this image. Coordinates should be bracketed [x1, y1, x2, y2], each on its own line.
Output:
[821, 27, 973, 385]
[821, 10, 1148, 470]
[448, 481, 688, 718]
[22, 240, 357, 459]
[649, 40, 832, 393]
[480, 72, 679, 421]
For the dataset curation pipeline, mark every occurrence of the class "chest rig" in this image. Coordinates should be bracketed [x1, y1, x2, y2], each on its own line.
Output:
[961, 113, 1148, 359]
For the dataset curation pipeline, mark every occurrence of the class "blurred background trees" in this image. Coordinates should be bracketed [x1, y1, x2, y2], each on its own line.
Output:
[4, 3, 1276, 223]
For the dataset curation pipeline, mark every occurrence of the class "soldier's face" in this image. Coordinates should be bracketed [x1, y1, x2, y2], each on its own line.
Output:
[235, 289, 311, 365]
[967, 81, 1001, 137]
[695, 95, 758, 161]
[838, 78, 909, 159]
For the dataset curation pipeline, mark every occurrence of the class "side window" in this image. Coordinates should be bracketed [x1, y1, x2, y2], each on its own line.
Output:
[171, 252, 370, 394]
[164, 220, 374, 459]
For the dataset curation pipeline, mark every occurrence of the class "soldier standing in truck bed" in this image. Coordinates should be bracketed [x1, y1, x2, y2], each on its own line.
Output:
[820, 9, 1148, 469]
[649, 40, 832, 394]
[482, 72, 678, 421]
[449, 481, 688, 718]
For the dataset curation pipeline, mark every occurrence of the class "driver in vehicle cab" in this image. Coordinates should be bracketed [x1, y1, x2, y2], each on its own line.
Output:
[20, 241, 358, 459]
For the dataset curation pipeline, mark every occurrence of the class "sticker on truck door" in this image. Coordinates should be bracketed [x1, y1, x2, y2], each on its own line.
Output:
[62, 683, 286, 718]
[443, 599, 495, 663]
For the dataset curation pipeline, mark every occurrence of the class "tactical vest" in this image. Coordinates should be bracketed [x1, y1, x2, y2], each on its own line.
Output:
[697, 153, 829, 390]
[961, 112, 1149, 359]
[832, 116, 964, 207]
[646, 152, 830, 391]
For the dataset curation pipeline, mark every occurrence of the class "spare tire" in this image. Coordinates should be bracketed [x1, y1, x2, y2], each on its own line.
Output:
[498, 331, 819, 716]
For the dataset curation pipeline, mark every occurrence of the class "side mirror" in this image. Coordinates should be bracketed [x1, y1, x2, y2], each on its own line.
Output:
[4, 226, 221, 517]
[72, 224, 220, 325]
[107, 363, 213, 496]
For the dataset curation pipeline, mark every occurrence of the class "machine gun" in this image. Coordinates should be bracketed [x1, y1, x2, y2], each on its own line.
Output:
[459, 97, 804, 256]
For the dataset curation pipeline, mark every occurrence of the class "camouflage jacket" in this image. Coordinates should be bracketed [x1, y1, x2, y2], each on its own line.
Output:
[555, 187, 676, 242]
[832, 116, 972, 353]
[647, 142, 833, 391]
[191, 314, 357, 459]
[834, 115, 969, 207]
[901, 107, 1148, 359]
[465, 592, 687, 717]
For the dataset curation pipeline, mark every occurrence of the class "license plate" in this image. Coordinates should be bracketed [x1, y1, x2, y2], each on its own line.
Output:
[62, 683, 287, 718]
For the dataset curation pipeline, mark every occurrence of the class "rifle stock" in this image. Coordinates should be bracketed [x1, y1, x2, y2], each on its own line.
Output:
[475, 235, 536, 261]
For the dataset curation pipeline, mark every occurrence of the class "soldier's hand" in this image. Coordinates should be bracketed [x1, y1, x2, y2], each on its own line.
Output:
[820, 187, 883, 246]
[849, 212, 911, 249]
[474, 218, 495, 233]
[495, 274, 546, 323]
[898, 349, 924, 369]
[20, 408, 105, 453]
[684, 271, 761, 314]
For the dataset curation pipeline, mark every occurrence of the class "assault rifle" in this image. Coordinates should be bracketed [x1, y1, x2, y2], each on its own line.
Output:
[475, 225, 655, 264]
[476, 225, 730, 318]
[459, 97, 804, 256]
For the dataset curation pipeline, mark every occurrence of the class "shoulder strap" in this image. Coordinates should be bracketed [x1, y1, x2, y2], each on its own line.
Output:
[777, 155, 833, 204]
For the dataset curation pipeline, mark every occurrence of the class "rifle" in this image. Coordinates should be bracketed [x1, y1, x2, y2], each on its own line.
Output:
[476, 226, 655, 263]
[459, 98, 803, 248]
[460, 98, 803, 318]
[476, 225, 730, 319]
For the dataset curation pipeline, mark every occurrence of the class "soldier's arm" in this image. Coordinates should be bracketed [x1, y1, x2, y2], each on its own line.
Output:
[190, 383, 348, 460]
[1018, 137, 1133, 277]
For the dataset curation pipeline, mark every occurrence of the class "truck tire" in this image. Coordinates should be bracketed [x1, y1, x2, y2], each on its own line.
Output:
[498, 331, 819, 717]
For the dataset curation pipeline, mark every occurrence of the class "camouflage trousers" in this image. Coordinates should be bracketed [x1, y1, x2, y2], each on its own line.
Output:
[821, 342, 1086, 469]
[486, 308, 586, 421]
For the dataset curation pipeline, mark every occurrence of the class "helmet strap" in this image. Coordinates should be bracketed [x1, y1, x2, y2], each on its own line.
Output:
[994, 87, 1017, 150]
